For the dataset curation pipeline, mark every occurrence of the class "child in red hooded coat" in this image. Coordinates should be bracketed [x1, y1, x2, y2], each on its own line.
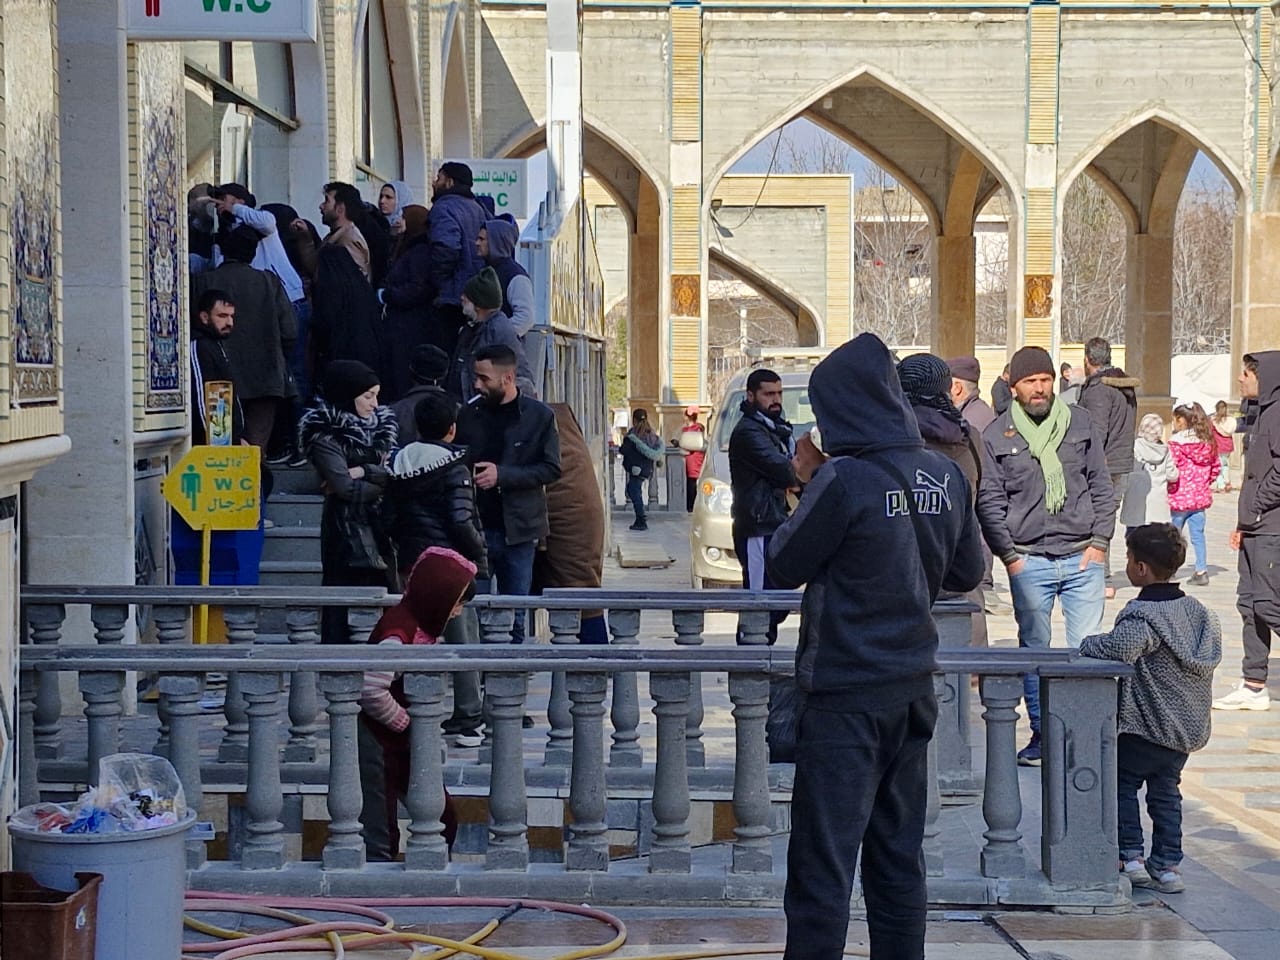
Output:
[359, 546, 477, 858]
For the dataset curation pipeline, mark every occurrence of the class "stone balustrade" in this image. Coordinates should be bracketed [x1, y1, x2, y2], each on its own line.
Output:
[17, 585, 1130, 908]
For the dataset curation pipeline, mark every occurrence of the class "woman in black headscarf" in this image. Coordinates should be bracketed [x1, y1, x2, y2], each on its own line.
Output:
[298, 360, 399, 644]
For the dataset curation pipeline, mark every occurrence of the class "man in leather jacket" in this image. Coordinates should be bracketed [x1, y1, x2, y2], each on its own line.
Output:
[729, 368, 798, 644]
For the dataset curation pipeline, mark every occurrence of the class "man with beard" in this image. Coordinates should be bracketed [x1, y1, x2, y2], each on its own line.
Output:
[318, 181, 371, 280]
[977, 345, 1115, 765]
[729, 368, 799, 644]
[448, 268, 532, 402]
[426, 162, 488, 356]
[189, 288, 244, 445]
[455, 344, 561, 645]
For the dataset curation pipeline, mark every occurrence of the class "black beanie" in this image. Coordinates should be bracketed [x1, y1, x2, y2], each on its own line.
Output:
[409, 345, 450, 385]
[323, 360, 380, 410]
[1008, 346, 1055, 387]
[463, 267, 503, 311]
[440, 161, 473, 188]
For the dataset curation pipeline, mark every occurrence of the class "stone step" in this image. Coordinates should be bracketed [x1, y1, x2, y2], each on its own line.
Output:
[258, 559, 324, 588]
[262, 526, 321, 564]
[265, 493, 324, 527]
[268, 463, 323, 496]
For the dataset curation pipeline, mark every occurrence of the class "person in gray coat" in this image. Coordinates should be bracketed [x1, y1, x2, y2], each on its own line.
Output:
[448, 268, 533, 401]
[1119, 413, 1178, 531]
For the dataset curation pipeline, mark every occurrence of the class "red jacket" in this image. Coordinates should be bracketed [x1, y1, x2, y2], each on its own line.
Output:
[1168, 434, 1220, 512]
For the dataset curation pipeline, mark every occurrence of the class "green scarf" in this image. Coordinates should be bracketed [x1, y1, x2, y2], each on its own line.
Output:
[1010, 398, 1072, 514]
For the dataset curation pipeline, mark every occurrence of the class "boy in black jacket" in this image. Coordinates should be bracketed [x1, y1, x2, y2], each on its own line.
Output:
[767, 333, 984, 960]
[384, 391, 487, 745]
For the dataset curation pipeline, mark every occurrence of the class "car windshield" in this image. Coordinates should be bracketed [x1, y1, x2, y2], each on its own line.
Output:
[714, 386, 816, 452]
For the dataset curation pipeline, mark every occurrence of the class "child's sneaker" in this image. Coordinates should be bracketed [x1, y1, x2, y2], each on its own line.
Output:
[1213, 682, 1271, 711]
[1120, 858, 1152, 888]
[1145, 864, 1185, 893]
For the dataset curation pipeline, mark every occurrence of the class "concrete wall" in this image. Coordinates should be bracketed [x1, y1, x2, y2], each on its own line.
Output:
[713, 206, 828, 323]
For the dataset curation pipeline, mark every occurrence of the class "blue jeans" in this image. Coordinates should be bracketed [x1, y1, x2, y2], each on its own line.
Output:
[1171, 509, 1207, 573]
[477, 529, 536, 643]
[1007, 552, 1105, 732]
[625, 474, 647, 524]
[288, 300, 313, 432]
[1117, 734, 1188, 870]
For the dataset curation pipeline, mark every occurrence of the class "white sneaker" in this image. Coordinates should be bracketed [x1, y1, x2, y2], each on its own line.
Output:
[1120, 858, 1152, 887]
[1212, 682, 1271, 711]
[1145, 864, 1185, 894]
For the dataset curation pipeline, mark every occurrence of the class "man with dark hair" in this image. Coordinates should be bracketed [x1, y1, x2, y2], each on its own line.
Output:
[426, 162, 488, 356]
[390, 344, 451, 445]
[729, 367, 798, 644]
[1078, 335, 1140, 597]
[192, 225, 297, 449]
[977, 345, 1115, 765]
[991, 364, 1013, 415]
[189, 289, 242, 445]
[455, 343, 561, 645]
[320, 181, 371, 280]
[767, 333, 983, 960]
[209, 182, 306, 306]
[1217, 352, 1280, 710]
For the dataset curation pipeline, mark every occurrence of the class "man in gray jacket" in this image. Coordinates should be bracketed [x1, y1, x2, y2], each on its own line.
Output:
[977, 345, 1115, 765]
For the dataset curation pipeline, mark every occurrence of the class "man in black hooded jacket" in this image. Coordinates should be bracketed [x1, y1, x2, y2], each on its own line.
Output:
[767, 333, 984, 960]
[1217, 351, 1280, 711]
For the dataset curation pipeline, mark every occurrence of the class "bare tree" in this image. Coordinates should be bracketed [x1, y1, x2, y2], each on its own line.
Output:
[975, 219, 1010, 346]
[1172, 174, 1234, 354]
[1060, 176, 1126, 345]
[852, 169, 934, 347]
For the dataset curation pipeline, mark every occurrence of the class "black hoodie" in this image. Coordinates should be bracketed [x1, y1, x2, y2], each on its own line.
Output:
[1239, 350, 1280, 535]
[766, 334, 984, 710]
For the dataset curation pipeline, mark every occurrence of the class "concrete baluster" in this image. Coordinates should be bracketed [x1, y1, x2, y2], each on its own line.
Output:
[240, 672, 285, 869]
[485, 672, 530, 870]
[79, 672, 123, 787]
[478, 607, 515, 761]
[347, 605, 381, 644]
[672, 610, 706, 768]
[649, 672, 692, 873]
[26, 603, 65, 758]
[544, 609, 581, 767]
[320, 672, 367, 870]
[151, 604, 190, 755]
[607, 609, 642, 768]
[159, 673, 206, 868]
[18, 666, 39, 806]
[729, 672, 772, 874]
[934, 601, 979, 793]
[923, 673, 945, 876]
[82, 605, 129, 784]
[403, 672, 450, 870]
[979, 675, 1026, 878]
[219, 606, 259, 762]
[736, 610, 770, 647]
[284, 607, 321, 762]
[565, 672, 608, 871]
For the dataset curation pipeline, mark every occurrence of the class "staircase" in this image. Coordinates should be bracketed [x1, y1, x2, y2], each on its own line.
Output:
[261, 466, 325, 625]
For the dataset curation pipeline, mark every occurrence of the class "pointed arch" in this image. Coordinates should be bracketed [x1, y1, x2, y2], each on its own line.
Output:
[441, 2, 473, 157]
[1058, 105, 1247, 207]
[709, 247, 824, 348]
[706, 63, 1022, 229]
[382, 0, 428, 191]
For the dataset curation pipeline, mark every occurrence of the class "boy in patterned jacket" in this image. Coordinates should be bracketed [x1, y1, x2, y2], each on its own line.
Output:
[1081, 523, 1222, 894]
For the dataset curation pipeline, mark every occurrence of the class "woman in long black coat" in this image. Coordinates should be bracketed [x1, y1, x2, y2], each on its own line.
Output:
[379, 204, 434, 401]
[297, 360, 399, 644]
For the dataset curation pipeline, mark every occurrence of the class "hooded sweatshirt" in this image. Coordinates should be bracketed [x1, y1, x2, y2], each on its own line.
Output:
[1239, 350, 1280, 535]
[1080, 584, 1221, 753]
[483, 219, 535, 337]
[765, 334, 985, 710]
[360, 546, 478, 732]
[1119, 437, 1178, 526]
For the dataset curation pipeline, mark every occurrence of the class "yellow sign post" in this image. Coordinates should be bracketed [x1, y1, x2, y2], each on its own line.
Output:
[162, 445, 261, 642]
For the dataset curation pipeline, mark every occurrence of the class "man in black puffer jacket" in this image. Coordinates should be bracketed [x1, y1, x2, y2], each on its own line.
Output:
[728, 367, 798, 644]
[384, 390, 488, 744]
[766, 333, 984, 960]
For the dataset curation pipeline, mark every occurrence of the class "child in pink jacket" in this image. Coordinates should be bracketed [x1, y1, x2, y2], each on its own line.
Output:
[1167, 403, 1221, 586]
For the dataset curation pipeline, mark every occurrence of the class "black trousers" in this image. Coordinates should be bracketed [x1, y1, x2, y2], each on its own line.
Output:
[1237, 534, 1280, 683]
[783, 694, 938, 960]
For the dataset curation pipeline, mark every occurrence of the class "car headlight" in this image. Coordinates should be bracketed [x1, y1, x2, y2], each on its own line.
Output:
[700, 479, 733, 515]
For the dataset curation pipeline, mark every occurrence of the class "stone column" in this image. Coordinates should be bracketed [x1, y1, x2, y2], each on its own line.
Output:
[1125, 232, 1175, 420]
[28, 0, 137, 638]
[628, 179, 663, 414]
[1240, 212, 1280, 362]
[933, 234, 977, 359]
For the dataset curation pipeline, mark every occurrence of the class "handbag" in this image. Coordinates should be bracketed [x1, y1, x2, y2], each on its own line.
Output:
[678, 427, 706, 453]
[333, 498, 390, 571]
